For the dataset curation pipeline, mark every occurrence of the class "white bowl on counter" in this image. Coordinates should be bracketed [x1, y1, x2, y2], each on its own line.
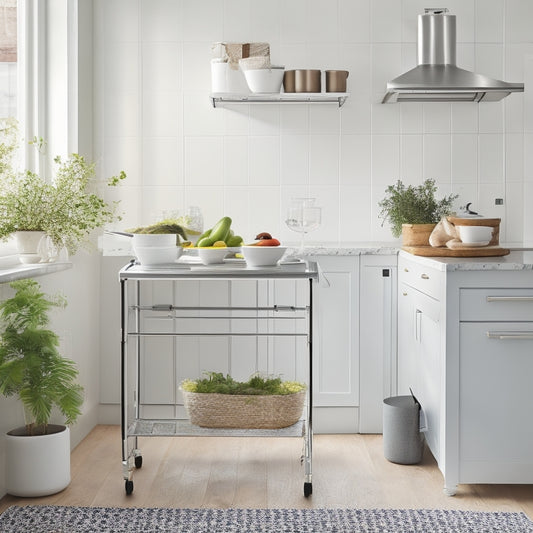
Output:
[197, 247, 229, 265]
[241, 246, 287, 267]
[134, 245, 181, 266]
[456, 225, 493, 245]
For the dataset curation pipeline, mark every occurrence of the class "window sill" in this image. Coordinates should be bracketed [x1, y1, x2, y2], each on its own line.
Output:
[0, 261, 72, 284]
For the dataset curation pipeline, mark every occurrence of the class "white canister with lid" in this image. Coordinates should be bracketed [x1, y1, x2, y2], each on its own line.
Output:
[211, 59, 250, 94]
[211, 59, 228, 93]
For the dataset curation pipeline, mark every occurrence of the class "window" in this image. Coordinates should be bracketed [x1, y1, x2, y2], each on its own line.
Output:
[0, 0, 18, 262]
[0, 0, 17, 119]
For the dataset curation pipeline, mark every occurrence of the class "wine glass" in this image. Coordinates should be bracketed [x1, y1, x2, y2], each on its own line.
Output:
[285, 198, 322, 254]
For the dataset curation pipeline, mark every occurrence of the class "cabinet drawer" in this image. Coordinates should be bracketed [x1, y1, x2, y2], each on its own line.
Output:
[460, 288, 533, 322]
[399, 260, 442, 300]
[460, 322, 533, 469]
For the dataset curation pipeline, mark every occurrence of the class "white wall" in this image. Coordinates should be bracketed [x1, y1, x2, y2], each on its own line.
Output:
[93, 0, 533, 247]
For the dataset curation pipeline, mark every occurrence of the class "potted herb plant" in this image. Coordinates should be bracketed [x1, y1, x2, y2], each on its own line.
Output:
[378, 178, 458, 245]
[0, 279, 84, 497]
[181, 372, 306, 429]
[0, 119, 126, 261]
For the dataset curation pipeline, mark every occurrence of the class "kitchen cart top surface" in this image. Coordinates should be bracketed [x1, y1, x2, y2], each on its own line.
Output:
[119, 260, 319, 280]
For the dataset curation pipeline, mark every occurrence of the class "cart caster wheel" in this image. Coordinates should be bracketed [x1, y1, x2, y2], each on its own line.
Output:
[304, 482, 312, 497]
[125, 480, 134, 495]
[135, 456, 143, 469]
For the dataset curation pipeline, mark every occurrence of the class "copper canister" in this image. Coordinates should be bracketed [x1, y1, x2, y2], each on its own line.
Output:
[325, 70, 349, 92]
[295, 69, 321, 92]
[283, 70, 295, 92]
[284, 69, 321, 93]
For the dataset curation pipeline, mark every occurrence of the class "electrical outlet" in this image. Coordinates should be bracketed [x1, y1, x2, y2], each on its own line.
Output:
[495, 198, 504, 205]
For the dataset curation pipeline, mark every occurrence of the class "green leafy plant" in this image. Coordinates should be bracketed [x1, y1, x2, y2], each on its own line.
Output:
[378, 179, 458, 238]
[181, 372, 306, 396]
[0, 119, 126, 254]
[0, 279, 84, 435]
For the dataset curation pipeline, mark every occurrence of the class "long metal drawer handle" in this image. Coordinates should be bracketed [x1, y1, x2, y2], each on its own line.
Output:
[486, 296, 533, 302]
[487, 331, 533, 340]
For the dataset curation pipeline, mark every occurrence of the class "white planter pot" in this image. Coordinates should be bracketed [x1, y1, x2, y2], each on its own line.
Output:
[14, 230, 47, 264]
[5, 425, 71, 497]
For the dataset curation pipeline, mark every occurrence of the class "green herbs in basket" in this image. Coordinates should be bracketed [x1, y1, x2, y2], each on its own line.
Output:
[181, 372, 306, 396]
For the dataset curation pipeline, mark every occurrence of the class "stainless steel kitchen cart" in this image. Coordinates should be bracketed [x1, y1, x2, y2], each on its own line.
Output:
[118, 259, 318, 497]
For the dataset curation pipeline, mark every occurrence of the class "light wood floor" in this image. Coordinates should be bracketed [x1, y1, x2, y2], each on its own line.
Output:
[2, 425, 533, 518]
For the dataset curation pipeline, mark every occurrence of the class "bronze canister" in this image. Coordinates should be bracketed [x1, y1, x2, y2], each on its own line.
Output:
[284, 69, 322, 93]
[325, 70, 349, 92]
[295, 69, 321, 92]
[283, 70, 295, 92]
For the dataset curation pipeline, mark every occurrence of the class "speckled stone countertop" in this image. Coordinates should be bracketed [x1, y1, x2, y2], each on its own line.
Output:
[290, 242, 400, 256]
[0, 262, 72, 283]
[399, 250, 533, 272]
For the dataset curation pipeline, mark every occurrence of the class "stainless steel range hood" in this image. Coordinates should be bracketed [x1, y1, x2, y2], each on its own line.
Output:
[382, 8, 524, 103]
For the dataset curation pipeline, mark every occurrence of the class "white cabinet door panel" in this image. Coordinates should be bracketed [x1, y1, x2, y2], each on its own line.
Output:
[460, 322, 533, 465]
[359, 256, 397, 433]
[311, 256, 359, 407]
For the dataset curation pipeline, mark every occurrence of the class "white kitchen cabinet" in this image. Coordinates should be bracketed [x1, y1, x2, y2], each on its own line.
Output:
[310, 256, 359, 405]
[397, 251, 533, 495]
[359, 254, 397, 433]
[459, 290, 533, 484]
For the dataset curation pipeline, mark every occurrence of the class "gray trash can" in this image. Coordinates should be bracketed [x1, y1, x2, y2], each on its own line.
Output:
[383, 395, 423, 464]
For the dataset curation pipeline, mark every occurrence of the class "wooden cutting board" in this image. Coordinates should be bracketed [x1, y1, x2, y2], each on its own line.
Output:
[402, 245, 511, 257]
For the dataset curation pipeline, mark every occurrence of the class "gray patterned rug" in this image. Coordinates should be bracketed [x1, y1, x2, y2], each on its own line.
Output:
[1, 505, 532, 533]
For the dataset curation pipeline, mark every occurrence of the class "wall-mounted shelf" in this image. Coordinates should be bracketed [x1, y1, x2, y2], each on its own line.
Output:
[210, 92, 349, 108]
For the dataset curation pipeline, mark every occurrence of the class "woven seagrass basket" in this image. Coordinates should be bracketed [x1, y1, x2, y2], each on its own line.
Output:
[182, 390, 305, 429]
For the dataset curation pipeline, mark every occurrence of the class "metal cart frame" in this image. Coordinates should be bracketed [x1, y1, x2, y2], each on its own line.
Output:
[119, 261, 318, 497]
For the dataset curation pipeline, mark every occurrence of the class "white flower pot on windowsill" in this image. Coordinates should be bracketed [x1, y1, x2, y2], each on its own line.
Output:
[14, 230, 46, 264]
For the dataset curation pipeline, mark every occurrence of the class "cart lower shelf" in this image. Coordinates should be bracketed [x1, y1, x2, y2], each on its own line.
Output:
[128, 418, 306, 438]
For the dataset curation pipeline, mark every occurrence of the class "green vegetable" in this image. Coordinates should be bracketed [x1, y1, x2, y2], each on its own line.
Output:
[194, 216, 232, 247]
[196, 227, 212, 242]
[196, 236, 214, 248]
[209, 216, 232, 243]
[226, 234, 243, 247]
[181, 372, 306, 396]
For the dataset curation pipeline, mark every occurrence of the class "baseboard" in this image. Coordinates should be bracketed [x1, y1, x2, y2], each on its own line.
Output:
[313, 407, 359, 434]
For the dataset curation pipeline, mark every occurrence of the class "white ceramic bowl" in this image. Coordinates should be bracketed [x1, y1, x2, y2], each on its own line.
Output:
[243, 67, 285, 93]
[198, 247, 229, 265]
[132, 234, 178, 247]
[134, 245, 181, 266]
[456, 225, 493, 245]
[241, 246, 287, 267]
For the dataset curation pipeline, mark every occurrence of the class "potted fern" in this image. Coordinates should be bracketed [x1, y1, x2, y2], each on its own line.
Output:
[378, 178, 458, 245]
[0, 120, 126, 262]
[0, 279, 84, 497]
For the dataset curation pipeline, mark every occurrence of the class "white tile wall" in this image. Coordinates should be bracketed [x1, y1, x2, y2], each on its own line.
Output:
[94, 0, 533, 245]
